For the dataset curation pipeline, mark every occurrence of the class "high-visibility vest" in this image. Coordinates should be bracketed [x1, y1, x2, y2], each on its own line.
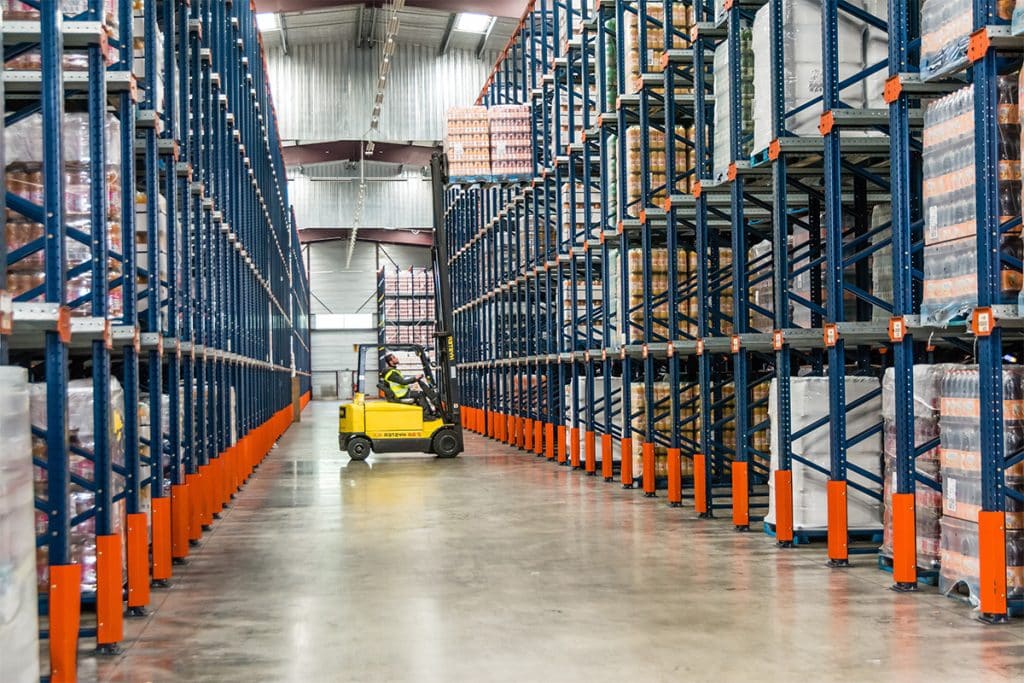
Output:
[383, 367, 408, 398]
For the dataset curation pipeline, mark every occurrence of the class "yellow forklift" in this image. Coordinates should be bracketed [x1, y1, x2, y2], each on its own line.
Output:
[337, 152, 463, 460]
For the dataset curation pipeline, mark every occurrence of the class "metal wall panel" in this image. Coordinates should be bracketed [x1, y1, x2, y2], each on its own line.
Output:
[308, 240, 432, 391]
[289, 162, 433, 229]
[266, 41, 496, 143]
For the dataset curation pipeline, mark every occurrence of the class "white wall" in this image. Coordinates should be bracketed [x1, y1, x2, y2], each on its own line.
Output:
[308, 239, 431, 399]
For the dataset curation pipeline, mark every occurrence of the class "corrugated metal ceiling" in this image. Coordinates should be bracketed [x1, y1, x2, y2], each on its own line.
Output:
[260, 5, 518, 54]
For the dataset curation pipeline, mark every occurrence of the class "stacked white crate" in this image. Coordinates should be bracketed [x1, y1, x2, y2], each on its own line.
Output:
[766, 376, 884, 530]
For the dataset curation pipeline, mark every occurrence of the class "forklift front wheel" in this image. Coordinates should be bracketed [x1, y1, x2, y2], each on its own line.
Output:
[433, 429, 461, 458]
[347, 436, 372, 461]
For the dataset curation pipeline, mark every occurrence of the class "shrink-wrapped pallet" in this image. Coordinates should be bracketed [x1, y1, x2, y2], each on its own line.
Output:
[712, 27, 754, 180]
[939, 366, 1024, 529]
[31, 378, 127, 593]
[748, 241, 774, 332]
[921, 0, 1013, 81]
[880, 365, 950, 569]
[445, 106, 491, 177]
[751, 0, 882, 154]
[920, 82, 1022, 324]
[564, 376, 624, 463]
[940, 517, 1024, 606]
[0, 367, 40, 683]
[623, 125, 692, 217]
[488, 105, 533, 178]
[5, 113, 125, 317]
[622, 4, 693, 94]
[766, 376, 883, 530]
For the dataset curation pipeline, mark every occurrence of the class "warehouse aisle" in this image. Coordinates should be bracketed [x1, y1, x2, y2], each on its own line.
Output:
[91, 401, 1022, 682]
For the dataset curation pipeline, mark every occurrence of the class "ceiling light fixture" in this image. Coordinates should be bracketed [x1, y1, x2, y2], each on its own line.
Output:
[255, 12, 280, 32]
[454, 12, 493, 33]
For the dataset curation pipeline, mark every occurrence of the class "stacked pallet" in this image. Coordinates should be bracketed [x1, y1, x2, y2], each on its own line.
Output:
[445, 106, 491, 177]
[560, 181, 603, 244]
[623, 125, 693, 217]
[880, 365, 947, 570]
[920, 79, 1022, 324]
[30, 379, 127, 594]
[5, 113, 125, 317]
[629, 383, 695, 480]
[622, 4, 694, 94]
[938, 365, 1024, 603]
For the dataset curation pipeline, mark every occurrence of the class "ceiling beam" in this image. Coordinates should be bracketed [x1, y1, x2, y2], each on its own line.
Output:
[475, 16, 495, 59]
[298, 228, 433, 247]
[254, 0, 528, 19]
[282, 139, 437, 167]
[438, 12, 456, 56]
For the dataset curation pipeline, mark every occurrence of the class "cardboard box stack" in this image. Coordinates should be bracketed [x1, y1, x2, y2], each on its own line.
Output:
[445, 106, 492, 177]
[624, 125, 693, 217]
[488, 105, 533, 177]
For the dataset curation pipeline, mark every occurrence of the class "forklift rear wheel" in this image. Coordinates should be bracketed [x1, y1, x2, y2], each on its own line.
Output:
[347, 436, 372, 461]
[433, 429, 460, 458]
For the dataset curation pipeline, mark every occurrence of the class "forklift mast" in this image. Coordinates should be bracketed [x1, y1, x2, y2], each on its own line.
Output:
[430, 152, 460, 423]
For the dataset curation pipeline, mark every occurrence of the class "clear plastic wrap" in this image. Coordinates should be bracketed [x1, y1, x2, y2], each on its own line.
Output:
[560, 181, 602, 244]
[624, 382, 699, 480]
[712, 28, 754, 180]
[751, 0, 878, 154]
[870, 204, 894, 323]
[748, 240, 774, 332]
[880, 365, 950, 569]
[444, 107, 491, 178]
[940, 516, 1024, 606]
[623, 125, 692, 217]
[939, 365, 1024, 530]
[31, 378, 126, 594]
[564, 376, 624, 463]
[921, 0, 1014, 81]
[0, 367, 40, 683]
[1016, 0, 1024, 35]
[622, 4, 693, 94]
[625, 247, 707, 340]
[4, 112, 125, 317]
[767, 376, 884, 530]
[487, 105, 532, 178]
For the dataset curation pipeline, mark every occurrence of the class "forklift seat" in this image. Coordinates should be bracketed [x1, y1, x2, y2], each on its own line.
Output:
[378, 380, 417, 405]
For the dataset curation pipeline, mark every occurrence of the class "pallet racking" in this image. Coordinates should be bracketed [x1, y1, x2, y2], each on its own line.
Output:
[2, 1, 310, 678]
[450, 0, 1024, 622]
[377, 265, 437, 358]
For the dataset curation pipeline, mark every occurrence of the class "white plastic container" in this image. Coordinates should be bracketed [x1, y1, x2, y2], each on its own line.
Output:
[0, 366, 41, 683]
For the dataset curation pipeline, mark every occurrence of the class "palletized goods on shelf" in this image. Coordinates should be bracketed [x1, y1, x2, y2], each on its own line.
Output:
[564, 377, 623, 462]
[712, 26, 754, 180]
[751, 0, 888, 154]
[880, 365, 949, 570]
[748, 241, 774, 332]
[445, 106, 491, 177]
[920, 80, 1023, 324]
[488, 105, 533, 177]
[767, 376, 883, 530]
[921, 0, 1014, 81]
[30, 379, 127, 595]
[622, 4, 693, 94]
[626, 247, 696, 339]
[628, 382, 697, 481]
[938, 366, 1024, 528]
[5, 113, 126, 317]
[940, 516, 1024, 606]
[0, 367, 40, 683]
[624, 126, 693, 217]
[560, 181, 603, 244]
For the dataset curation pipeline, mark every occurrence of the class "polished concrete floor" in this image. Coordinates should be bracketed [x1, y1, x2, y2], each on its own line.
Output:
[84, 401, 1022, 682]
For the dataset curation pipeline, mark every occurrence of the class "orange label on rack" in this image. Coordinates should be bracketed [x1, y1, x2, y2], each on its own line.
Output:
[883, 75, 902, 104]
[823, 323, 838, 348]
[888, 316, 906, 342]
[971, 307, 996, 336]
[104, 320, 112, 351]
[968, 28, 991, 63]
[769, 139, 782, 161]
[57, 306, 71, 344]
[695, 338, 704, 356]
[730, 335, 741, 354]
[819, 111, 835, 136]
[772, 330, 784, 351]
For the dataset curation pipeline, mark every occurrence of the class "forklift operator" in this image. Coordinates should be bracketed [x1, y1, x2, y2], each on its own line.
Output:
[382, 353, 425, 405]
